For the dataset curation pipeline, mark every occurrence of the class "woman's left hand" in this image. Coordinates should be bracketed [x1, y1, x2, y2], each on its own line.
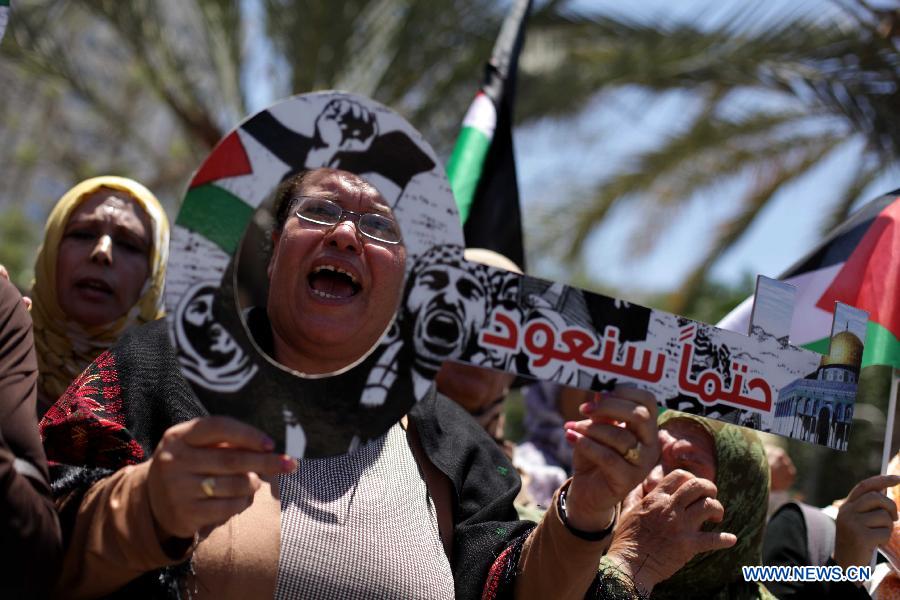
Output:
[606, 469, 735, 593]
[562, 386, 661, 532]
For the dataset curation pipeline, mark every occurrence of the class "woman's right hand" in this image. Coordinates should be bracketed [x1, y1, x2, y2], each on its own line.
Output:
[833, 474, 900, 569]
[147, 416, 297, 541]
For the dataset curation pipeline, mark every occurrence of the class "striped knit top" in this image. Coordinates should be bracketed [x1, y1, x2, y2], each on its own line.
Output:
[275, 422, 455, 599]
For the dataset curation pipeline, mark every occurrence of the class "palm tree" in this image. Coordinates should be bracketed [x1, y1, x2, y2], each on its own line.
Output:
[0, 0, 246, 214]
[521, 1, 900, 314]
[2, 0, 896, 302]
[0, 0, 578, 215]
[0, 0, 573, 286]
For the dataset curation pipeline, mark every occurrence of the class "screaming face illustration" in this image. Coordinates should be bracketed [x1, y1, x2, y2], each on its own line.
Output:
[403, 245, 491, 377]
[175, 282, 258, 392]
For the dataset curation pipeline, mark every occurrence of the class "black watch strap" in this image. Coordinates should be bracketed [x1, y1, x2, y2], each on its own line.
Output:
[558, 485, 617, 542]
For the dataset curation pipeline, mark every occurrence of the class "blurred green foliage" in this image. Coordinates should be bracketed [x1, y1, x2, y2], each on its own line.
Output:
[0, 206, 38, 290]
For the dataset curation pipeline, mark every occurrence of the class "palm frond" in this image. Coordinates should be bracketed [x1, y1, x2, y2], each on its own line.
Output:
[195, 0, 246, 116]
[561, 109, 818, 259]
[78, 0, 232, 147]
[817, 157, 884, 234]
[516, 7, 850, 124]
[668, 136, 843, 314]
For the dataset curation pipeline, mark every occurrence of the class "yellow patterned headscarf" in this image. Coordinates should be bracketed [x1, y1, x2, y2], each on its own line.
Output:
[31, 176, 170, 406]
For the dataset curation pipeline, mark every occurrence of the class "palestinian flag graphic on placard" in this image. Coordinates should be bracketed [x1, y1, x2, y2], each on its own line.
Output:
[446, 0, 530, 269]
[718, 192, 899, 369]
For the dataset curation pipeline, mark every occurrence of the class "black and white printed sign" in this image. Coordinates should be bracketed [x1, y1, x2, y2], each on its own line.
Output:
[166, 92, 868, 457]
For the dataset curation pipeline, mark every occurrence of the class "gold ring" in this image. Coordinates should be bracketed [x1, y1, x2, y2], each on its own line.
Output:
[623, 443, 641, 466]
[200, 476, 216, 498]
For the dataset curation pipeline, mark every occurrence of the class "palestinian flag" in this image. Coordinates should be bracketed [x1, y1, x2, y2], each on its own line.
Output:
[718, 192, 900, 369]
[718, 193, 899, 502]
[446, 0, 530, 269]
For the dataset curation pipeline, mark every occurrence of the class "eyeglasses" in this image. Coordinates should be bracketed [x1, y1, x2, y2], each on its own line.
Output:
[293, 196, 403, 244]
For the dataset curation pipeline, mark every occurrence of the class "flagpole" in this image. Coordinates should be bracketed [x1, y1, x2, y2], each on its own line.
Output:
[447, 0, 531, 267]
[874, 370, 900, 571]
[487, 0, 532, 84]
[880, 369, 900, 474]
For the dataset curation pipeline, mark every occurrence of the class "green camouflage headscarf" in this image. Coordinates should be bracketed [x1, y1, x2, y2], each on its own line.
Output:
[650, 411, 772, 600]
[598, 411, 774, 599]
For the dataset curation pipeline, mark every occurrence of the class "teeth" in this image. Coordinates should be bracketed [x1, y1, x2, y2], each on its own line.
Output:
[311, 289, 340, 299]
[312, 264, 358, 284]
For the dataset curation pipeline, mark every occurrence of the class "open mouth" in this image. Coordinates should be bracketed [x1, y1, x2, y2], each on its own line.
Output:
[420, 310, 464, 357]
[307, 265, 362, 300]
[75, 278, 113, 296]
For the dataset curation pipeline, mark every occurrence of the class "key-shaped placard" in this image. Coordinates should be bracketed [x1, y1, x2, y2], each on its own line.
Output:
[166, 91, 868, 458]
[398, 258, 867, 451]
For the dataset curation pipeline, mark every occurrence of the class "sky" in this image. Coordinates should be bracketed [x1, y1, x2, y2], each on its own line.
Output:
[515, 92, 898, 294]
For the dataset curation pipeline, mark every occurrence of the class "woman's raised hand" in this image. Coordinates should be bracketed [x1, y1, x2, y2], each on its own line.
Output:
[606, 469, 736, 594]
[833, 474, 900, 569]
[147, 416, 297, 541]
[562, 386, 661, 532]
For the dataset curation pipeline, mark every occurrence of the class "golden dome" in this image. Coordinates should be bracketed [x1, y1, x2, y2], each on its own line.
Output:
[820, 331, 864, 368]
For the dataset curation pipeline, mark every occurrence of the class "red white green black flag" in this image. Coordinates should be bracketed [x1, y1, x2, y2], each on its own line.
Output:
[719, 192, 899, 466]
[719, 192, 900, 370]
[446, 0, 531, 269]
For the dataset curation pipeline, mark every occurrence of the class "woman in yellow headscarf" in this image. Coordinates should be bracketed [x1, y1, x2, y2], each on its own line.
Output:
[31, 176, 169, 414]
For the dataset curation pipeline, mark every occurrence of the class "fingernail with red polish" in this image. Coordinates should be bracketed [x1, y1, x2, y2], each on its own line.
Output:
[564, 421, 577, 430]
[281, 455, 297, 472]
[565, 429, 581, 445]
[579, 402, 594, 415]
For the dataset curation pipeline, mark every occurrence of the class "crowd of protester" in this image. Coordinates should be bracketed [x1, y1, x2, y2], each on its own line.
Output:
[0, 161, 897, 600]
